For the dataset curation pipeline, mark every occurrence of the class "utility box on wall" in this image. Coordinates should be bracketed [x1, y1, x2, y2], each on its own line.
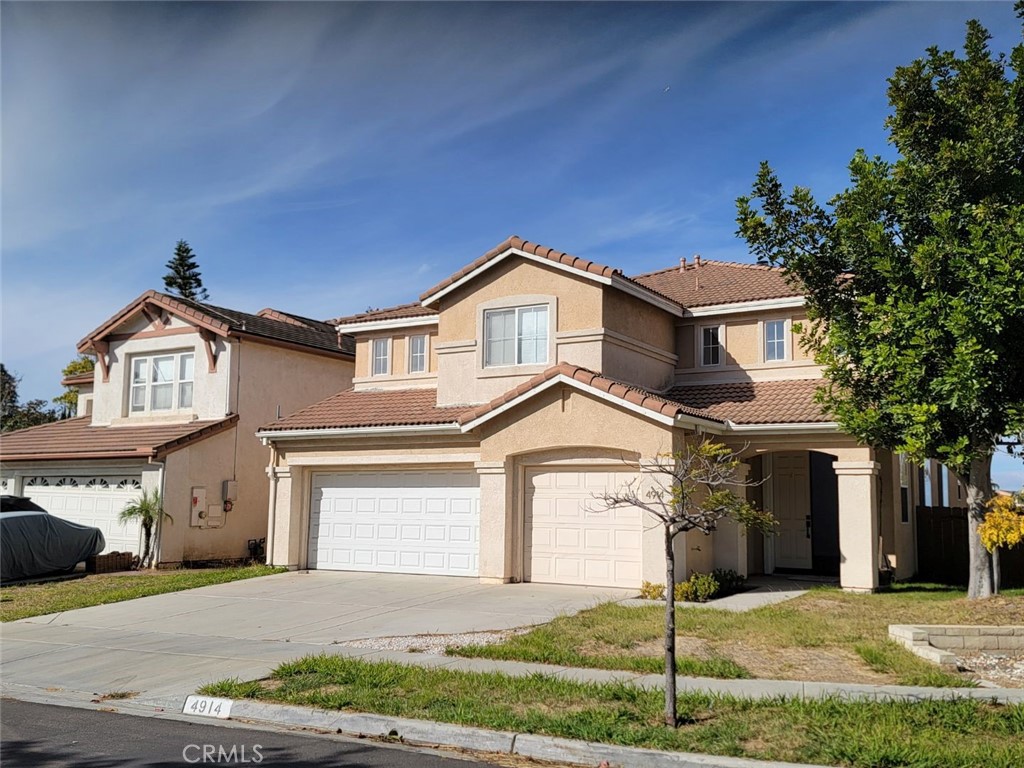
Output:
[222, 480, 237, 503]
[190, 487, 206, 527]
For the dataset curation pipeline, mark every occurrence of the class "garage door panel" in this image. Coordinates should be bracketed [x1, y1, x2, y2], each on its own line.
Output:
[526, 468, 641, 589]
[24, 484, 142, 556]
[309, 470, 480, 576]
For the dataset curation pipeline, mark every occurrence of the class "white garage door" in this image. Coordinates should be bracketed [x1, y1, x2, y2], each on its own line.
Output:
[23, 478, 143, 555]
[526, 468, 642, 588]
[309, 470, 480, 576]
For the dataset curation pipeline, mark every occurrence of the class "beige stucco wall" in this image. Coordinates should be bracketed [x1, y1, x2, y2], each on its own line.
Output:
[92, 322, 232, 426]
[353, 330, 439, 390]
[602, 290, 676, 356]
[673, 308, 822, 384]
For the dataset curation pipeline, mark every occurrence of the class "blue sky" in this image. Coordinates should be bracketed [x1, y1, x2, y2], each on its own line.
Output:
[1, 1, 1020, 488]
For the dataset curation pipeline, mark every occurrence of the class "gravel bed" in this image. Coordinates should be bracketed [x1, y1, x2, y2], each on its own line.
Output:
[956, 651, 1024, 688]
[333, 628, 530, 655]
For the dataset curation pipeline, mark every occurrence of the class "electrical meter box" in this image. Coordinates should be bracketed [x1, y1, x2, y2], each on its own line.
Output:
[222, 480, 237, 502]
[190, 487, 206, 527]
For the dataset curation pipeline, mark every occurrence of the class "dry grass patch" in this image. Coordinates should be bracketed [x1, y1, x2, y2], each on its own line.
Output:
[452, 584, 1023, 686]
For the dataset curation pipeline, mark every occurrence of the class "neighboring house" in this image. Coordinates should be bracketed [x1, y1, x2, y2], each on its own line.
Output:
[0, 290, 354, 565]
[259, 236, 966, 593]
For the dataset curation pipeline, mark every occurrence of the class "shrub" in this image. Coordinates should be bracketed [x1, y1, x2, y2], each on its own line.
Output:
[711, 568, 746, 597]
[639, 581, 665, 600]
[676, 572, 720, 602]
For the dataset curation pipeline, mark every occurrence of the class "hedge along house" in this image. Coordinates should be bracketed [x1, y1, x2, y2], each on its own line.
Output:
[1, 290, 355, 566]
[259, 236, 965, 592]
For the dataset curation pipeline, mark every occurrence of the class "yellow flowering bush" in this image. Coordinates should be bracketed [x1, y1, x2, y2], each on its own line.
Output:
[979, 492, 1024, 553]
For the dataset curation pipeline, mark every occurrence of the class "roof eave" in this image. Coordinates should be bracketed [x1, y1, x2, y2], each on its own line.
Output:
[258, 423, 463, 442]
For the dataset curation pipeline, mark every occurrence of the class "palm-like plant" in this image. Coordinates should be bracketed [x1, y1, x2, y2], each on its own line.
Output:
[118, 489, 170, 568]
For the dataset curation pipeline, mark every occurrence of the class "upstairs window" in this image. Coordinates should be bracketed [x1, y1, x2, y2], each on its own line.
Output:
[484, 305, 548, 367]
[130, 351, 194, 413]
[701, 326, 722, 366]
[408, 334, 427, 374]
[372, 338, 390, 376]
[764, 319, 787, 362]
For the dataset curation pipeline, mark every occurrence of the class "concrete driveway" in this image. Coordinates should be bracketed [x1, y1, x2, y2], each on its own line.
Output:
[1, 571, 633, 700]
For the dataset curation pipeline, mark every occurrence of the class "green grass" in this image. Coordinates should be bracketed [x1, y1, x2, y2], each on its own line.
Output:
[200, 654, 1024, 768]
[450, 584, 1024, 686]
[0, 565, 285, 621]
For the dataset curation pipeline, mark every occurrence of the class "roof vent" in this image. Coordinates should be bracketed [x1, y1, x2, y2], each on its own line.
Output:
[694, 253, 702, 267]
[679, 256, 687, 273]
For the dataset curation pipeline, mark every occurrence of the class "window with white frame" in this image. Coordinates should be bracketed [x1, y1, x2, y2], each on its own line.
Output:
[371, 338, 390, 376]
[408, 334, 427, 374]
[130, 351, 194, 413]
[700, 325, 723, 366]
[764, 319, 787, 362]
[484, 305, 548, 367]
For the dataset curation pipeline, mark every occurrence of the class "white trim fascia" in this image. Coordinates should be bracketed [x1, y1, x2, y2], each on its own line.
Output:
[610, 275, 683, 316]
[287, 453, 480, 467]
[335, 315, 438, 334]
[684, 296, 805, 318]
[725, 421, 840, 434]
[460, 373, 682, 432]
[258, 424, 462, 442]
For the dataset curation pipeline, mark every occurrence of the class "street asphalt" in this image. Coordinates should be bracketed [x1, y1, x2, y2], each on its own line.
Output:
[0, 699, 507, 768]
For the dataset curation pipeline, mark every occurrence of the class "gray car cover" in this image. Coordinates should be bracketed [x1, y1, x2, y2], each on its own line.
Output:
[0, 510, 106, 581]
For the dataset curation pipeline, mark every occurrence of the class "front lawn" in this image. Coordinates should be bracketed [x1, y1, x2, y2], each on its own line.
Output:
[0, 565, 285, 621]
[452, 584, 1024, 687]
[202, 654, 1024, 768]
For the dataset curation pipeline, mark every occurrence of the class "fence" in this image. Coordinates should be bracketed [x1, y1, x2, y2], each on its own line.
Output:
[916, 505, 1024, 588]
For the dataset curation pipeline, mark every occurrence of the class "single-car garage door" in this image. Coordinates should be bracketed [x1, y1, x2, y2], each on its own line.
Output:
[23, 477, 143, 555]
[309, 470, 480, 576]
[525, 468, 642, 588]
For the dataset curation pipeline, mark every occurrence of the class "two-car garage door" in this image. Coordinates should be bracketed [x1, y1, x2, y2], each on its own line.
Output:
[308, 470, 480, 576]
[306, 467, 642, 588]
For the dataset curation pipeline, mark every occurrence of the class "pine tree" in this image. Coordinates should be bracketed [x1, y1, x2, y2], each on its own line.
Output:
[163, 240, 209, 302]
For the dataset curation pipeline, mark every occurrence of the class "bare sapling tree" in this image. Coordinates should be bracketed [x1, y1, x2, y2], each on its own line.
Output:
[591, 440, 775, 727]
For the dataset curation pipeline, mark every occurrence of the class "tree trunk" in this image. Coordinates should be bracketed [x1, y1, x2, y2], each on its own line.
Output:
[966, 455, 994, 599]
[664, 526, 677, 727]
[142, 523, 153, 569]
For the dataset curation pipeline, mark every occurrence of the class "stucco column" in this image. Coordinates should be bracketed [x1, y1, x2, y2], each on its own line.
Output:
[713, 462, 750, 577]
[639, 458, 680, 584]
[269, 466, 295, 569]
[834, 460, 881, 593]
[476, 461, 511, 583]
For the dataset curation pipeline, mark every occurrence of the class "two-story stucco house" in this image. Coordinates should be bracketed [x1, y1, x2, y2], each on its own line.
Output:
[0, 290, 354, 565]
[259, 236, 964, 593]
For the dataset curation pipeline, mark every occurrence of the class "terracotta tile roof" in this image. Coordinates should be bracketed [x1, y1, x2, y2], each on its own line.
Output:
[260, 388, 466, 432]
[458, 363, 720, 426]
[0, 415, 239, 462]
[420, 236, 621, 302]
[256, 308, 336, 331]
[631, 260, 803, 308]
[664, 379, 828, 424]
[60, 371, 95, 387]
[80, 290, 354, 357]
[331, 302, 438, 327]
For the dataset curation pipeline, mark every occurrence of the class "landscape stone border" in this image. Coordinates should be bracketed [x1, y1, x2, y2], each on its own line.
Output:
[889, 624, 1024, 669]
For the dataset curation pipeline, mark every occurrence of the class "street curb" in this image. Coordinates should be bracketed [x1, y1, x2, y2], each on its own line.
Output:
[227, 698, 832, 768]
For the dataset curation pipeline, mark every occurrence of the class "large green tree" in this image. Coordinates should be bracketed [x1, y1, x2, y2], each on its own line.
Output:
[1, 364, 58, 433]
[163, 239, 209, 302]
[736, 15, 1024, 599]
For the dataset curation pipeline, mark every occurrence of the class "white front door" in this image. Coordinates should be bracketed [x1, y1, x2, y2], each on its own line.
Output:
[772, 452, 813, 569]
[24, 480, 143, 555]
[525, 468, 642, 589]
[309, 470, 480, 576]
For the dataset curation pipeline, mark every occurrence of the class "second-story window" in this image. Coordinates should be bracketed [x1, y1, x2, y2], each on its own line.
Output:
[701, 326, 722, 366]
[130, 351, 194, 413]
[408, 334, 427, 373]
[372, 338, 390, 376]
[484, 305, 548, 367]
[764, 319, 787, 362]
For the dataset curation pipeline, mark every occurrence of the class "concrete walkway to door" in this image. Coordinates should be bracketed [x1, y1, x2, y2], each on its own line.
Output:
[1, 571, 634, 700]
